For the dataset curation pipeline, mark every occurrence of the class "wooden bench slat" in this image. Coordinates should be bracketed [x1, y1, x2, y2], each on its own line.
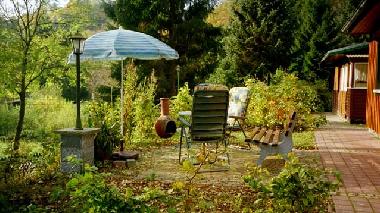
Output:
[253, 127, 267, 142]
[262, 129, 273, 144]
[245, 127, 260, 142]
[271, 129, 282, 145]
[250, 126, 261, 136]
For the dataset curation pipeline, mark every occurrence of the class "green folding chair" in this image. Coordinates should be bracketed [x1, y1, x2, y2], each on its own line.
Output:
[178, 84, 229, 164]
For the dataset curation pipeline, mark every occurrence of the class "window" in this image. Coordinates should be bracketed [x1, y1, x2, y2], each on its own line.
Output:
[354, 63, 368, 88]
[340, 64, 349, 91]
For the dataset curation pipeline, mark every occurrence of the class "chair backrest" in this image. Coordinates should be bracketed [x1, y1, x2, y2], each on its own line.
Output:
[191, 84, 229, 141]
[227, 87, 250, 126]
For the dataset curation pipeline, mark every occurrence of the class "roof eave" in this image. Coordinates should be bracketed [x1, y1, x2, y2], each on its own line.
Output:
[342, 0, 370, 33]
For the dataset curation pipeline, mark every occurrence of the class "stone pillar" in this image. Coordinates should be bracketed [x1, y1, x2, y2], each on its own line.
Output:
[55, 128, 100, 173]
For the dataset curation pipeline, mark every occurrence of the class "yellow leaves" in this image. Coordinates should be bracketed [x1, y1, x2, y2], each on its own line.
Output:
[124, 187, 134, 199]
[196, 152, 206, 163]
[182, 160, 195, 173]
[171, 181, 185, 192]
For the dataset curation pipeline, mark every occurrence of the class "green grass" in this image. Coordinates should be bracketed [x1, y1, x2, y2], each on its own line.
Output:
[293, 131, 316, 150]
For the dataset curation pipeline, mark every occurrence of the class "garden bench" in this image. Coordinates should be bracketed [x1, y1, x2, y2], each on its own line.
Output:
[246, 112, 297, 166]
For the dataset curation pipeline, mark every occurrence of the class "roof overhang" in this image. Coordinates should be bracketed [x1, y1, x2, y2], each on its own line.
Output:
[342, 0, 380, 36]
[321, 42, 368, 66]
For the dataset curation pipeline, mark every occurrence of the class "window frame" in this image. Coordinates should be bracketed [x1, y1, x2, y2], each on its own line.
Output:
[340, 64, 349, 92]
[353, 62, 368, 89]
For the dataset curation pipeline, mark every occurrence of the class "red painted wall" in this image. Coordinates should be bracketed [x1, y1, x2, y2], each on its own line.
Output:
[347, 89, 367, 123]
[366, 41, 380, 134]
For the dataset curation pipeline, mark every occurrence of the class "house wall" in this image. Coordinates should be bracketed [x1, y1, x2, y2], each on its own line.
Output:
[333, 61, 368, 123]
[332, 67, 339, 113]
[366, 40, 380, 134]
[338, 91, 347, 118]
[347, 88, 367, 123]
[337, 64, 348, 119]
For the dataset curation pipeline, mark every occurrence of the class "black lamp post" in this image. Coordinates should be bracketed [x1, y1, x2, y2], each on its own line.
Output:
[70, 32, 86, 130]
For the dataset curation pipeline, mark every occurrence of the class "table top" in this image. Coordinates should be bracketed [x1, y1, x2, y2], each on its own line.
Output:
[179, 111, 191, 116]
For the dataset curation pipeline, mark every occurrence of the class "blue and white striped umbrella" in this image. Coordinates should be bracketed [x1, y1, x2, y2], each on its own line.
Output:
[68, 27, 179, 63]
[67, 27, 179, 136]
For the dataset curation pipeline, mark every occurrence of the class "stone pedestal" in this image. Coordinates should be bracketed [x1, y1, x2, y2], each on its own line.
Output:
[55, 128, 100, 173]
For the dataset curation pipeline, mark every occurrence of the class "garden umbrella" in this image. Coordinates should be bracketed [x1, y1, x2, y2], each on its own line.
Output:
[68, 27, 179, 136]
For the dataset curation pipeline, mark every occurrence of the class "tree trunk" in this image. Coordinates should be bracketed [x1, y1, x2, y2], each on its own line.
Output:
[14, 89, 26, 150]
[14, 56, 27, 151]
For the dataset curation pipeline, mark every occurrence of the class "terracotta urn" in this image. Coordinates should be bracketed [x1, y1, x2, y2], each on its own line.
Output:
[155, 98, 177, 138]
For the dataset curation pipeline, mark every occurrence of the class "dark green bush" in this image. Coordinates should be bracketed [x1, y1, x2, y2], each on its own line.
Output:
[243, 154, 340, 212]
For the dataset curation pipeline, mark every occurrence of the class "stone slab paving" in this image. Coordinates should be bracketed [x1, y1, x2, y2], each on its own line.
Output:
[316, 113, 380, 213]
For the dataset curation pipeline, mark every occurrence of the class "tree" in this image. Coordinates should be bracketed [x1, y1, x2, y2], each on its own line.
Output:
[207, 0, 233, 28]
[214, 0, 295, 84]
[289, 0, 339, 81]
[51, 0, 109, 33]
[103, 0, 220, 96]
[0, 0, 66, 150]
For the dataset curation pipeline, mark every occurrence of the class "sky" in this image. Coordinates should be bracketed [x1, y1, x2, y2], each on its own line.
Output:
[56, 0, 69, 7]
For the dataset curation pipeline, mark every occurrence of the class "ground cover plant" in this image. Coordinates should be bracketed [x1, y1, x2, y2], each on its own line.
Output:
[293, 131, 316, 150]
[243, 154, 341, 212]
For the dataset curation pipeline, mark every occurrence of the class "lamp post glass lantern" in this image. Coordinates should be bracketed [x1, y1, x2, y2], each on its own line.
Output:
[70, 32, 86, 130]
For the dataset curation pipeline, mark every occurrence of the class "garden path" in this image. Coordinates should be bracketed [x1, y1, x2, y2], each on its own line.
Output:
[316, 113, 380, 213]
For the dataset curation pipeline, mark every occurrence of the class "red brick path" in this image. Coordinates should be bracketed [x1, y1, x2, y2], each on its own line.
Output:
[316, 113, 380, 213]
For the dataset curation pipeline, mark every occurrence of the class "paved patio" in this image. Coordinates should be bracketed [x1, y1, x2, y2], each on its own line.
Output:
[316, 113, 380, 213]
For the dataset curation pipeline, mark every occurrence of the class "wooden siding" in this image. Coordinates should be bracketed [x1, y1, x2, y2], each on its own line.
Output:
[334, 67, 339, 91]
[366, 41, 380, 134]
[350, 2, 380, 35]
[332, 90, 338, 113]
[338, 91, 347, 118]
[332, 67, 339, 113]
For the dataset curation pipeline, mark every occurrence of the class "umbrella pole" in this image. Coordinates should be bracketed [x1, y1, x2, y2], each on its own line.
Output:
[120, 60, 124, 137]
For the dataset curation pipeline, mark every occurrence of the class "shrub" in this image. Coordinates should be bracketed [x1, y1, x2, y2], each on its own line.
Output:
[170, 82, 193, 123]
[207, 67, 240, 88]
[86, 101, 120, 159]
[59, 165, 151, 212]
[120, 63, 160, 146]
[23, 85, 77, 139]
[132, 76, 159, 144]
[0, 138, 60, 185]
[86, 63, 161, 149]
[245, 69, 324, 130]
[243, 154, 340, 212]
[123, 63, 138, 144]
[0, 104, 18, 137]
